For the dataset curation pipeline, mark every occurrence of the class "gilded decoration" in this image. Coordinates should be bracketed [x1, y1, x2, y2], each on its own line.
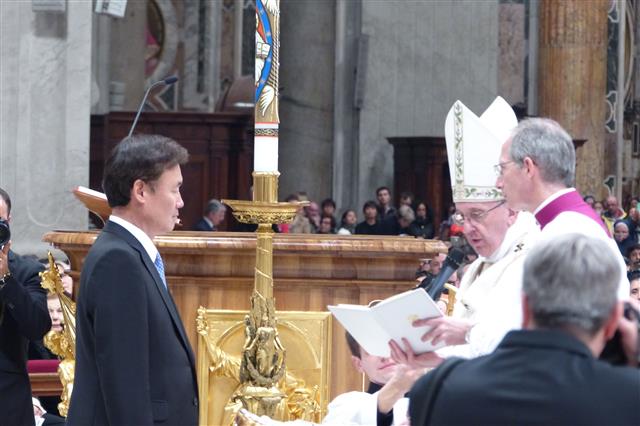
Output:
[39, 252, 76, 417]
[196, 307, 331, 426]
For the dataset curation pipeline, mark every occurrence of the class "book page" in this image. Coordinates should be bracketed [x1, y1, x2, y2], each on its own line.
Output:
[372, 288, 444, 356]
[327, 305, 391, 357]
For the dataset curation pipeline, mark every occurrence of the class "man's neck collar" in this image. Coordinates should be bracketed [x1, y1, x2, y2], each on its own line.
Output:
[111, 207, 155, 239]
[532, 186, 573, 214]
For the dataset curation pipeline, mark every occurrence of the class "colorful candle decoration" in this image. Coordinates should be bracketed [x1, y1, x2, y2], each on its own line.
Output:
[254, 0, 280, 172]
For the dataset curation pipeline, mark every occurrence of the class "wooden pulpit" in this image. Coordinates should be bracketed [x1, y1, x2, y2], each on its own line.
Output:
[43, 231, 446, 399]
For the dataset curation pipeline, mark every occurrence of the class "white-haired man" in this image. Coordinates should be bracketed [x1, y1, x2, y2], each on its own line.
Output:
[496, 118, 629, 299]
[409, 234, 639, 426]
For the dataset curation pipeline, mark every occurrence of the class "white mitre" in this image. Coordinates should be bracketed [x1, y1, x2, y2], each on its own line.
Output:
[444, 96, 518, 203]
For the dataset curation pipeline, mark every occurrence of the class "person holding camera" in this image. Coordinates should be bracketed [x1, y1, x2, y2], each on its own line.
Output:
[0, 187, 52, 426]
[409, 234, 640, 426]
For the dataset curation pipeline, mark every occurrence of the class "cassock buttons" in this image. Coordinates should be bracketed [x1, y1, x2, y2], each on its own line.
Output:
[193, 397, 198, 407]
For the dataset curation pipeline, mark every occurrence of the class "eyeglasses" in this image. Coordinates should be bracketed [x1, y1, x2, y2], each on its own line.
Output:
[454, 200, 506, 226]
[494, 161, 515, 176]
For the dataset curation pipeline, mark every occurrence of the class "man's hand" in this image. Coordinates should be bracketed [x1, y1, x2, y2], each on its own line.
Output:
[377, 363, 427, 414]
[0, 241, 10, 277]
[413, 316, 473, 346]
[388, 338, 443, 369]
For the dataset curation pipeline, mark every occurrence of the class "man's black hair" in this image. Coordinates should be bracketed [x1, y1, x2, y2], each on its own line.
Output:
[102, 135, 189, 208]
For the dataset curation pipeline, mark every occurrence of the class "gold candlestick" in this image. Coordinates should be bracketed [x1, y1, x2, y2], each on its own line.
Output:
[220, 1, 308, 417]
[223, 173, 307, 418]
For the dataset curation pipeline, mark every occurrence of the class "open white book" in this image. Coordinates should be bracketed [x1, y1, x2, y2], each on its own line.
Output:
[328, 288, 444, 358]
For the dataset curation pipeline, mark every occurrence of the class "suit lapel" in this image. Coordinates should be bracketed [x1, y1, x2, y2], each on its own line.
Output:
[103, 221, 196, 366]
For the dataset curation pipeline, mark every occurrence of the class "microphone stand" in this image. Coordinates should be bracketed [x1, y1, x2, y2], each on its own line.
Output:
[128, 76, 178, 138]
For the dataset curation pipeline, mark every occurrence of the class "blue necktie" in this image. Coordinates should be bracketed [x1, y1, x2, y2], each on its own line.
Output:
[154, 253, 167, 289]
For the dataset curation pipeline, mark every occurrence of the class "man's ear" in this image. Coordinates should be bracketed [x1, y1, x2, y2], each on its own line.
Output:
[351, 355, 364, 373]
[506, 208, 518, 226]
[603, 301, 623, 340]
[131, 179, 146, 203]
[523, 157, 536, 178]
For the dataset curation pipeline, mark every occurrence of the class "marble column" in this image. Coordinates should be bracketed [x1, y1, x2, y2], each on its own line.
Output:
[109, 0, 146, 111]
[0, 2, 92, 256]
[538, 0, 609, 197]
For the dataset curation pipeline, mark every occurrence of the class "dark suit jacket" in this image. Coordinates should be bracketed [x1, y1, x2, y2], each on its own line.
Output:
[67, 221, 198, 426]
[410, 329, 640, 426]
[193, 217, 214, 232]
[0, 251, 50, 426]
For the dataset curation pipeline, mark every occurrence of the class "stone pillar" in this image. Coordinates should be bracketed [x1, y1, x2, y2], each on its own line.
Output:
[110, 0, 146, 111]
[0, 2, 92, 256]
[538, 0, 608, 197]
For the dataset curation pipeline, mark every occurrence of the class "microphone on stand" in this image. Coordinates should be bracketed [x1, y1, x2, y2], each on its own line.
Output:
[418, 248, 465, 301]
[127, 76, 179, 138]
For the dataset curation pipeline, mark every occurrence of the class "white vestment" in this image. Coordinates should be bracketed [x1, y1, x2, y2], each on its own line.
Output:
[437, 211, 540, 359]
[322, 391, 409, 426]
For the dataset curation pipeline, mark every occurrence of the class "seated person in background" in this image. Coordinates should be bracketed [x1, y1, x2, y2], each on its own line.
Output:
[628, 244, 640, 271]
[602, 195, 627, 235]
[408, 201, 435, 239]
[336, 209, 357, 235]
[33, 397, 65, 426]
[398, 191, 415, 209]
[305, 201, 321, 233]
[320, 198, 337, 224]
[55, 261, 73, 296]
[355, 201, 383, 235]
[286, 194, 311, 234]
[437, 204, 457, 241]
[583, 194, 596, 208]
[194, 199, 226, 231]
[629, 270, 640, 301]
[594, 199, 605, 216]
[318, 214, 336, 234]
[409, 234, 640, 426]
[29, 292, 68, 417]
[375, 186, 396, 221]
[381, 205, 415, 236]
[322, 331, 423, 426]
[615, 220, 637, 258]
[29, 292, 63, 359]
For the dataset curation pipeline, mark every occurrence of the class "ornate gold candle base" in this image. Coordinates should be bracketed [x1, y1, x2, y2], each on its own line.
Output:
[222, 172, 308, 419]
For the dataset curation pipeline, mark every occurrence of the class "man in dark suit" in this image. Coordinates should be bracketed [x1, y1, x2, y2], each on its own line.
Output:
[193, 198, 226, 231]
[67, 135, 199, 425]
[410, 233, 640, 426]
[0, 187, 52, 426]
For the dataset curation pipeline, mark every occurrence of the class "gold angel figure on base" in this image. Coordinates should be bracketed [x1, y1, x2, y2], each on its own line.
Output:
[196, 306, 322, 425]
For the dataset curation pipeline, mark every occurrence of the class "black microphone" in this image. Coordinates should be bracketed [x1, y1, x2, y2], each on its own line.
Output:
[127, 76, 179, 138]
[422, 248, 465, 300]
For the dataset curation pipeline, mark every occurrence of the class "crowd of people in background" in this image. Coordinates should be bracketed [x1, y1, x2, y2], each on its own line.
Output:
[196, 188, 640, 300]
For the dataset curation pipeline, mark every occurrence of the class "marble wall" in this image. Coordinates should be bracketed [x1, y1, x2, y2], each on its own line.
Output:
[278, 1, 336, 202]
[356, 0, 500, 208]
[0, 2, 92, 256]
